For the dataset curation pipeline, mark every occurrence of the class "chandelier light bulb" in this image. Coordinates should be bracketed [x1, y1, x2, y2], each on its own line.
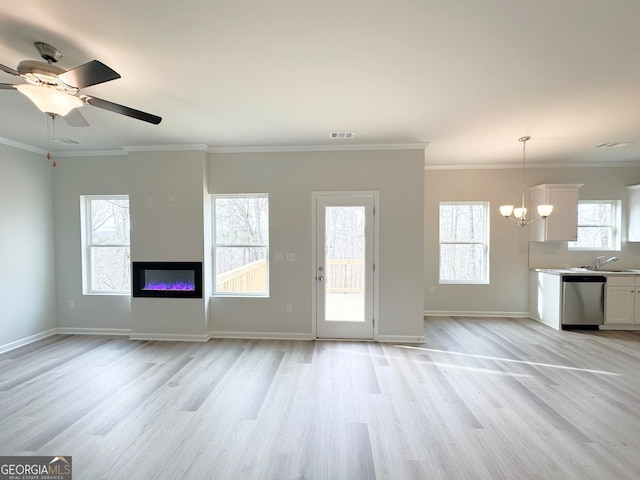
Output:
[513, 207, 527, 220]
[537, 204, 553, 218]
[499, 205, 514, 217]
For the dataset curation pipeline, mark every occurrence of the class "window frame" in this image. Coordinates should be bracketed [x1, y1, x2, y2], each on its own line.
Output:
[568, 200, 621, 252]
[439, 201, 490, 285]
[212, 193, 270, 297]
[80, 195, 131, 295]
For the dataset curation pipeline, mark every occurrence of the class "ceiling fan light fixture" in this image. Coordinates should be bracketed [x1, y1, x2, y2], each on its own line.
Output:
[16, 84, 83, 116]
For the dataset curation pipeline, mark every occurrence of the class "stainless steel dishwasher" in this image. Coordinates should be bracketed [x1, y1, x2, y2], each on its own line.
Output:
[562, 275, 606, 329]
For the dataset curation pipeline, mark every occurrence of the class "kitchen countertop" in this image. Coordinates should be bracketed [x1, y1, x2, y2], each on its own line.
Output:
[535, 268, 640, 275]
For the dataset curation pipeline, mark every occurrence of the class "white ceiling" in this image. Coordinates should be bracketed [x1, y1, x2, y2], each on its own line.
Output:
[2, 0, 640, 167]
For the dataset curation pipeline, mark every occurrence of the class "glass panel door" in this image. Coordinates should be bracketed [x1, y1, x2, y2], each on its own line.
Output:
[324, 206, 366, 322]
[315, 194, 374, 339]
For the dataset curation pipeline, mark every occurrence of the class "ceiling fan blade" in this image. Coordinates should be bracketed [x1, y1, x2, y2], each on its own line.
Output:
[0, 83, 16, 89]
[0, 63, 19, 76]
[81, 95, 162, 125]
[64, 108, 89, 127]
[58, 60, 121, 89]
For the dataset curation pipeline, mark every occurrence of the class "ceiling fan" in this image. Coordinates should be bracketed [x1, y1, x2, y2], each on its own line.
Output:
[0, 42, 161, 126]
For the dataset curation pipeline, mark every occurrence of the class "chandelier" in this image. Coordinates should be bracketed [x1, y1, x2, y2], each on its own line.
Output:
[499, 136, 553, 226]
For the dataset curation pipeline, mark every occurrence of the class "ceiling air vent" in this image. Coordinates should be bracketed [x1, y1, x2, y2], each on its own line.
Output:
[592, 142, 634, 148]
[330, 131, 354, 139]
[54, 138, 82, 145]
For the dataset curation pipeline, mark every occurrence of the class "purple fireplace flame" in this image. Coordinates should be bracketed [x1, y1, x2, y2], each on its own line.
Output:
[132, 262, 203, 298]
[143, 281, 195, 291]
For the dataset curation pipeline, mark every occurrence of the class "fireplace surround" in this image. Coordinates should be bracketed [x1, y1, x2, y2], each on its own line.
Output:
[132, 262, 203, 298]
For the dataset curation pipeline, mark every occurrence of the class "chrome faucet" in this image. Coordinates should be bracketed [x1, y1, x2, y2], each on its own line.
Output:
[595, 255, 619, 270]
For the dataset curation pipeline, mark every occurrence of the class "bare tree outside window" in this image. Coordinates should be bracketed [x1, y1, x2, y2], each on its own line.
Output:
[569, 201, 620, 250]
[439, 202, 489, 283]
[83, 196, 130, 293]
[325, 206, 365, 261]
[213, 195, 269, 295]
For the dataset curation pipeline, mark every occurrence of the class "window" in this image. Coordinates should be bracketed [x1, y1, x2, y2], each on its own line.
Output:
[568, 200, 621, 251]
[81, 196, 130, 294]
[213, 194, 269, 296]
[439, 202, 489, 284]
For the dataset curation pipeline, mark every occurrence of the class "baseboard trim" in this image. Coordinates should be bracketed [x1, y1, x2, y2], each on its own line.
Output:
[377, 334, 425, 343]
[208, 330, 314, 341]
[57, 327, 132, 336]
[129, 332, 210, 342]
[424, 310, 531, 318]
[600, 324, 640, 331]
[2, 328, 424, 352]
[0, 328, 57, 354]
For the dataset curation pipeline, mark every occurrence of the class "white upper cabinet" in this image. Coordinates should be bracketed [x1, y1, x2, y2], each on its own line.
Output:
[627, 185, 640, 242]
[529, 184, 583, 242]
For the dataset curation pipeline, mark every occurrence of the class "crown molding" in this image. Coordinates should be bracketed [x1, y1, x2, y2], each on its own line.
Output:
[207, 143, 429, 153]
[55, 149, 128, 157]
[123, 144, 209, 152]
[0, 136, 46, 155]
[0, 138, 429, 157]
[424, 160, 640, 170]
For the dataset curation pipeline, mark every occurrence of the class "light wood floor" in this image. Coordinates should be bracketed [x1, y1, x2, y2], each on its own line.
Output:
[2, 317, 640, 479]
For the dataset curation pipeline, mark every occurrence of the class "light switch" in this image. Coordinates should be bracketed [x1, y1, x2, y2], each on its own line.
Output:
[286, 253, 295, 262]
[146, 198, 153, 207]
[274, 252, 284, 262]
[169, 197, 175, 207]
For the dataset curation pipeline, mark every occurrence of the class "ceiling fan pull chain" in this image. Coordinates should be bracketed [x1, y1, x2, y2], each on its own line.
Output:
[46, 113, 56, 167]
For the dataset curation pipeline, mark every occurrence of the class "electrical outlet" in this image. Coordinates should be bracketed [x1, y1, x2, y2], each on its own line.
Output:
[429, 286, 436, 295]
[68, 300, 75, 309]
[286, 303, 293, 313]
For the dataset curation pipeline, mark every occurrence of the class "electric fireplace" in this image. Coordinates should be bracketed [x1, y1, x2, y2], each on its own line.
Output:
[132, 262, 203, 298]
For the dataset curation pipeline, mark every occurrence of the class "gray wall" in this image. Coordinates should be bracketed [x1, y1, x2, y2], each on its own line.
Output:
[128, 150, 209, 339]
[208, 149, 426, 340]
[47, 148, 425, 341]
[0, 144, 56, 349]
[424, 165, 640, 316]
[7, 139, 639, 350]
[53, 154, 131, 332]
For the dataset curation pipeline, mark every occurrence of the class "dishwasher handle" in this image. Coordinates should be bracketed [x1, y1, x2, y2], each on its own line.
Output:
[562, 275, 607, 283]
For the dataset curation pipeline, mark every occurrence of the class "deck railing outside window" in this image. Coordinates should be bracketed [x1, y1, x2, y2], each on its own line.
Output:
[216, 259, 365, 294]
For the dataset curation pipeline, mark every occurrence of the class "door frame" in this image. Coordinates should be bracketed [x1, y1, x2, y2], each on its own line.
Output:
[311, 191, 379, 340]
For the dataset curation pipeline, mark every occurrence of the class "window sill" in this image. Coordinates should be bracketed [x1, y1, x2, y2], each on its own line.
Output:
[83, 291, 131, 296]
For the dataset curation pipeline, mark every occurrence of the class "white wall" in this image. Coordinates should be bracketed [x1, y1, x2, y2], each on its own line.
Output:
[424, 165, 640, 316]
[208, 149, 425, 340]
[53, 154, 131, 332]
[0, 144, 56, 349]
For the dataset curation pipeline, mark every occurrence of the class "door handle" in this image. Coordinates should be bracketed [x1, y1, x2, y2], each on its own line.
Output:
[317, 276, 324, 282]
